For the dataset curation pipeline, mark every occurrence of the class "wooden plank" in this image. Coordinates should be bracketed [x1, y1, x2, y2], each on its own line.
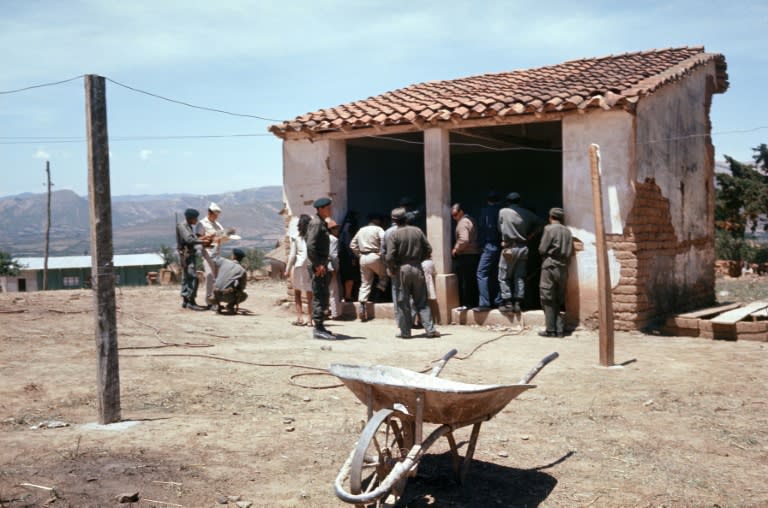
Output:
[590, 144, 614, 367]
[711, 301, 768, 325]
[678, 302, 742, 319]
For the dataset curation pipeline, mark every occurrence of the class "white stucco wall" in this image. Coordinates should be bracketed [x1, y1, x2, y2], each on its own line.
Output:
[282, 138, 348, 224]
[635, 64, 714, 240]
[562, 109, 634, 321]
[634, 63, 717, 308]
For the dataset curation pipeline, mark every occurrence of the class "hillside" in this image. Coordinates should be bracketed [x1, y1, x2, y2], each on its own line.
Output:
[0, 186, 285, 256]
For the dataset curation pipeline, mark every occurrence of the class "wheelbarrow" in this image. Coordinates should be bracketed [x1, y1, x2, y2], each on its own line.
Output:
[329, 349, 559, 506]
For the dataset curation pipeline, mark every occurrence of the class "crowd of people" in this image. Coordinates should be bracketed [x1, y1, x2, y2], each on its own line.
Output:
[177, 192, 573, 340]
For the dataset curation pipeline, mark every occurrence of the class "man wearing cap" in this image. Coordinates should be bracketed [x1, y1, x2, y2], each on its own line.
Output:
[176, 208, 210, 310]
[212, 248, 249, 315]
[497, 192, 544, 313]
[474, 191, 504, 312]
[385, 207, 440, 339]
[306, 197, 335, 340]
[538, 207, 573, 337]
[200, 202, 227, 309]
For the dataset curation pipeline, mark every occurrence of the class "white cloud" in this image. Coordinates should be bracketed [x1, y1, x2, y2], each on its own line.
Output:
[33, 149, 50, 159]
[139, 149, 152, 160]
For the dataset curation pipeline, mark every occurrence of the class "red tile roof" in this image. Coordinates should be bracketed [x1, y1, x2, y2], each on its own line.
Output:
[269, 46, 728, 138]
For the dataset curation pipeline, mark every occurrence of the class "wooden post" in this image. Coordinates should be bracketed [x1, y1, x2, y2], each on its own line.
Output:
[589, 144, 615, 367]
[85, 74, 121, 423]
[43, 160, 52, 290]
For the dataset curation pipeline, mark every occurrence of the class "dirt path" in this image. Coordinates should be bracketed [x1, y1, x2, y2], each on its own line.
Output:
[0, 282, 766, 507]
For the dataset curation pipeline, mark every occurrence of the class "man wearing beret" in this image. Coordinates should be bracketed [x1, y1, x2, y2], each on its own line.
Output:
[176, 208, 210, 310]
[538, 207, 573, 337]
[306, 197, 335, 340]
[211, 248, 249, 315]
[385, 207, 440, 339]
[497, 192, 544, 313]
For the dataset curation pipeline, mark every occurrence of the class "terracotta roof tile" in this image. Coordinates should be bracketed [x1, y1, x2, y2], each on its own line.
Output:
[270, 46, 728, 137]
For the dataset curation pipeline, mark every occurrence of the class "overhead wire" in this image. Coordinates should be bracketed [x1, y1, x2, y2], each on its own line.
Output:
[1, 75, 765, 153]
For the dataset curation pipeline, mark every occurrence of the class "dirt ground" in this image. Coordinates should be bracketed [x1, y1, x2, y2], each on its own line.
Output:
[0, 281, 766, 508]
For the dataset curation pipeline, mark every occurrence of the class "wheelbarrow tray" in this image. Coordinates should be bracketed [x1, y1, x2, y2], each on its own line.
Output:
[329, 363, 534, 426]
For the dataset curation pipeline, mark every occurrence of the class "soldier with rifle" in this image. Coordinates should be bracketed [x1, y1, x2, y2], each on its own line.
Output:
[176, 208, 213, 310]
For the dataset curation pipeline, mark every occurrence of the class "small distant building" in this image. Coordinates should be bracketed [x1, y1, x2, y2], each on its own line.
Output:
[1, 253, 164, 292]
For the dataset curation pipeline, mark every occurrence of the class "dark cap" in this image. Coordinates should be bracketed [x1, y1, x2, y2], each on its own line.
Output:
[184, 208, 200, 219]
[487, 190, 501, 202]
[549, 207, 565, 221]
[391, 207, 407, 221]
[313, 197, 332, 208]
[232, 248, 245, 261]
[505, 192, 521, 203]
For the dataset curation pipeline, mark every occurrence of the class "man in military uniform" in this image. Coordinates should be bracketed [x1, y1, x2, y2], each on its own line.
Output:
[538, 207, 573, 337]
[385, 207, 440, 339]
[176, 208, 211, 310]
[306, 197, 335, 340]
[497, 192, 543, 313]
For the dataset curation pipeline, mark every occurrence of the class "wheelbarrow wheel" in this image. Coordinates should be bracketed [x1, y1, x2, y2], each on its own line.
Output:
[349, 408, 414, 503]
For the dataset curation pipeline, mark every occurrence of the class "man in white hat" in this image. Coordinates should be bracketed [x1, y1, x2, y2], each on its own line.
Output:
[200, 202, 227, 309]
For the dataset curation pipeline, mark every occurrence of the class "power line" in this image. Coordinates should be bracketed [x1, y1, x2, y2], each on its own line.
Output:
[104, 77, 282, 122]
[0, 133, 274, 145]
[0, 75, 84, 95]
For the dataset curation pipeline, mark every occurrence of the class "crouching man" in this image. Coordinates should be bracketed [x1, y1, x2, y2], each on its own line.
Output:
[212, 248, 248, 314]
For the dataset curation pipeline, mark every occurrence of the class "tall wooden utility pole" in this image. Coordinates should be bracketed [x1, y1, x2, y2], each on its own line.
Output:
[589, 144, 615, 367]
[43, 160, 52, 290]
[85, 74, 121, 424]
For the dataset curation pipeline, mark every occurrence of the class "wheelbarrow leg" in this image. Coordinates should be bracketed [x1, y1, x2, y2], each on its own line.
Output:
[446, 431, 461, 478]
[460, 422, 483, 484]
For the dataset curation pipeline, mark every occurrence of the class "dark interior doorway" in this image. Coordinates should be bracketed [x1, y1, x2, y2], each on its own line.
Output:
[346, 132, 425, 219]
[344, 122, 562, 310]
[18, 278, 26, 292]
[449, 122, 562, 310]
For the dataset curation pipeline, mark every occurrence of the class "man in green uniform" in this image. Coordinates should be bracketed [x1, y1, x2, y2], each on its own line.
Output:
[176, 208, 210, 310]
[306, 197, 335, 340]
[538, 207, 573, 337]
[385, 207, 440, 339]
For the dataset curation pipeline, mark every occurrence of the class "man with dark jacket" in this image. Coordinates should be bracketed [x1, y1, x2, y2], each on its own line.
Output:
[385, 207, 440, 339]
[306, 197, 335, 340]
[474, 191, 503, 311]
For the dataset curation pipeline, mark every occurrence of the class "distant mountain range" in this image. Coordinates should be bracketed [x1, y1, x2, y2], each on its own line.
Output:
[0, 186, 285, 257]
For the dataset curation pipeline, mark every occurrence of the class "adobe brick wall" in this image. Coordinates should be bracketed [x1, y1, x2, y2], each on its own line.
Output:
[606, 177, 714, 330]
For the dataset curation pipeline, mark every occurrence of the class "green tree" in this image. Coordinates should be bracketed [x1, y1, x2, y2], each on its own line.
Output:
[0, 251, 22, 276]
[159, 244, 176, 268]
[715, 144, 768, 261]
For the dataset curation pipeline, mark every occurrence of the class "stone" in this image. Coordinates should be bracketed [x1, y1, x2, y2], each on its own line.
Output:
[116, 492, 140, 503]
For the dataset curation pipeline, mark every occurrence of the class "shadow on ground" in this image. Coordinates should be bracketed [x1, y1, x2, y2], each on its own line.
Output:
[396, 450, 571, 507]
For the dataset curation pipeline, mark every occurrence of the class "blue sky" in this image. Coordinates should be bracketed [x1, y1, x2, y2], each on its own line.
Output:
[1, 0, 766, 197]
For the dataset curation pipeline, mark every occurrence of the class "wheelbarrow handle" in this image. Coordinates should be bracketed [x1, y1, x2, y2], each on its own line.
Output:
[519, 352, 559, 384]
[430, 349, 458, 377]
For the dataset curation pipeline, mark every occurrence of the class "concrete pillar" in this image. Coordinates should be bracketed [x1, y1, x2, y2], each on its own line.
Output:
[423, 127, 458, 324]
